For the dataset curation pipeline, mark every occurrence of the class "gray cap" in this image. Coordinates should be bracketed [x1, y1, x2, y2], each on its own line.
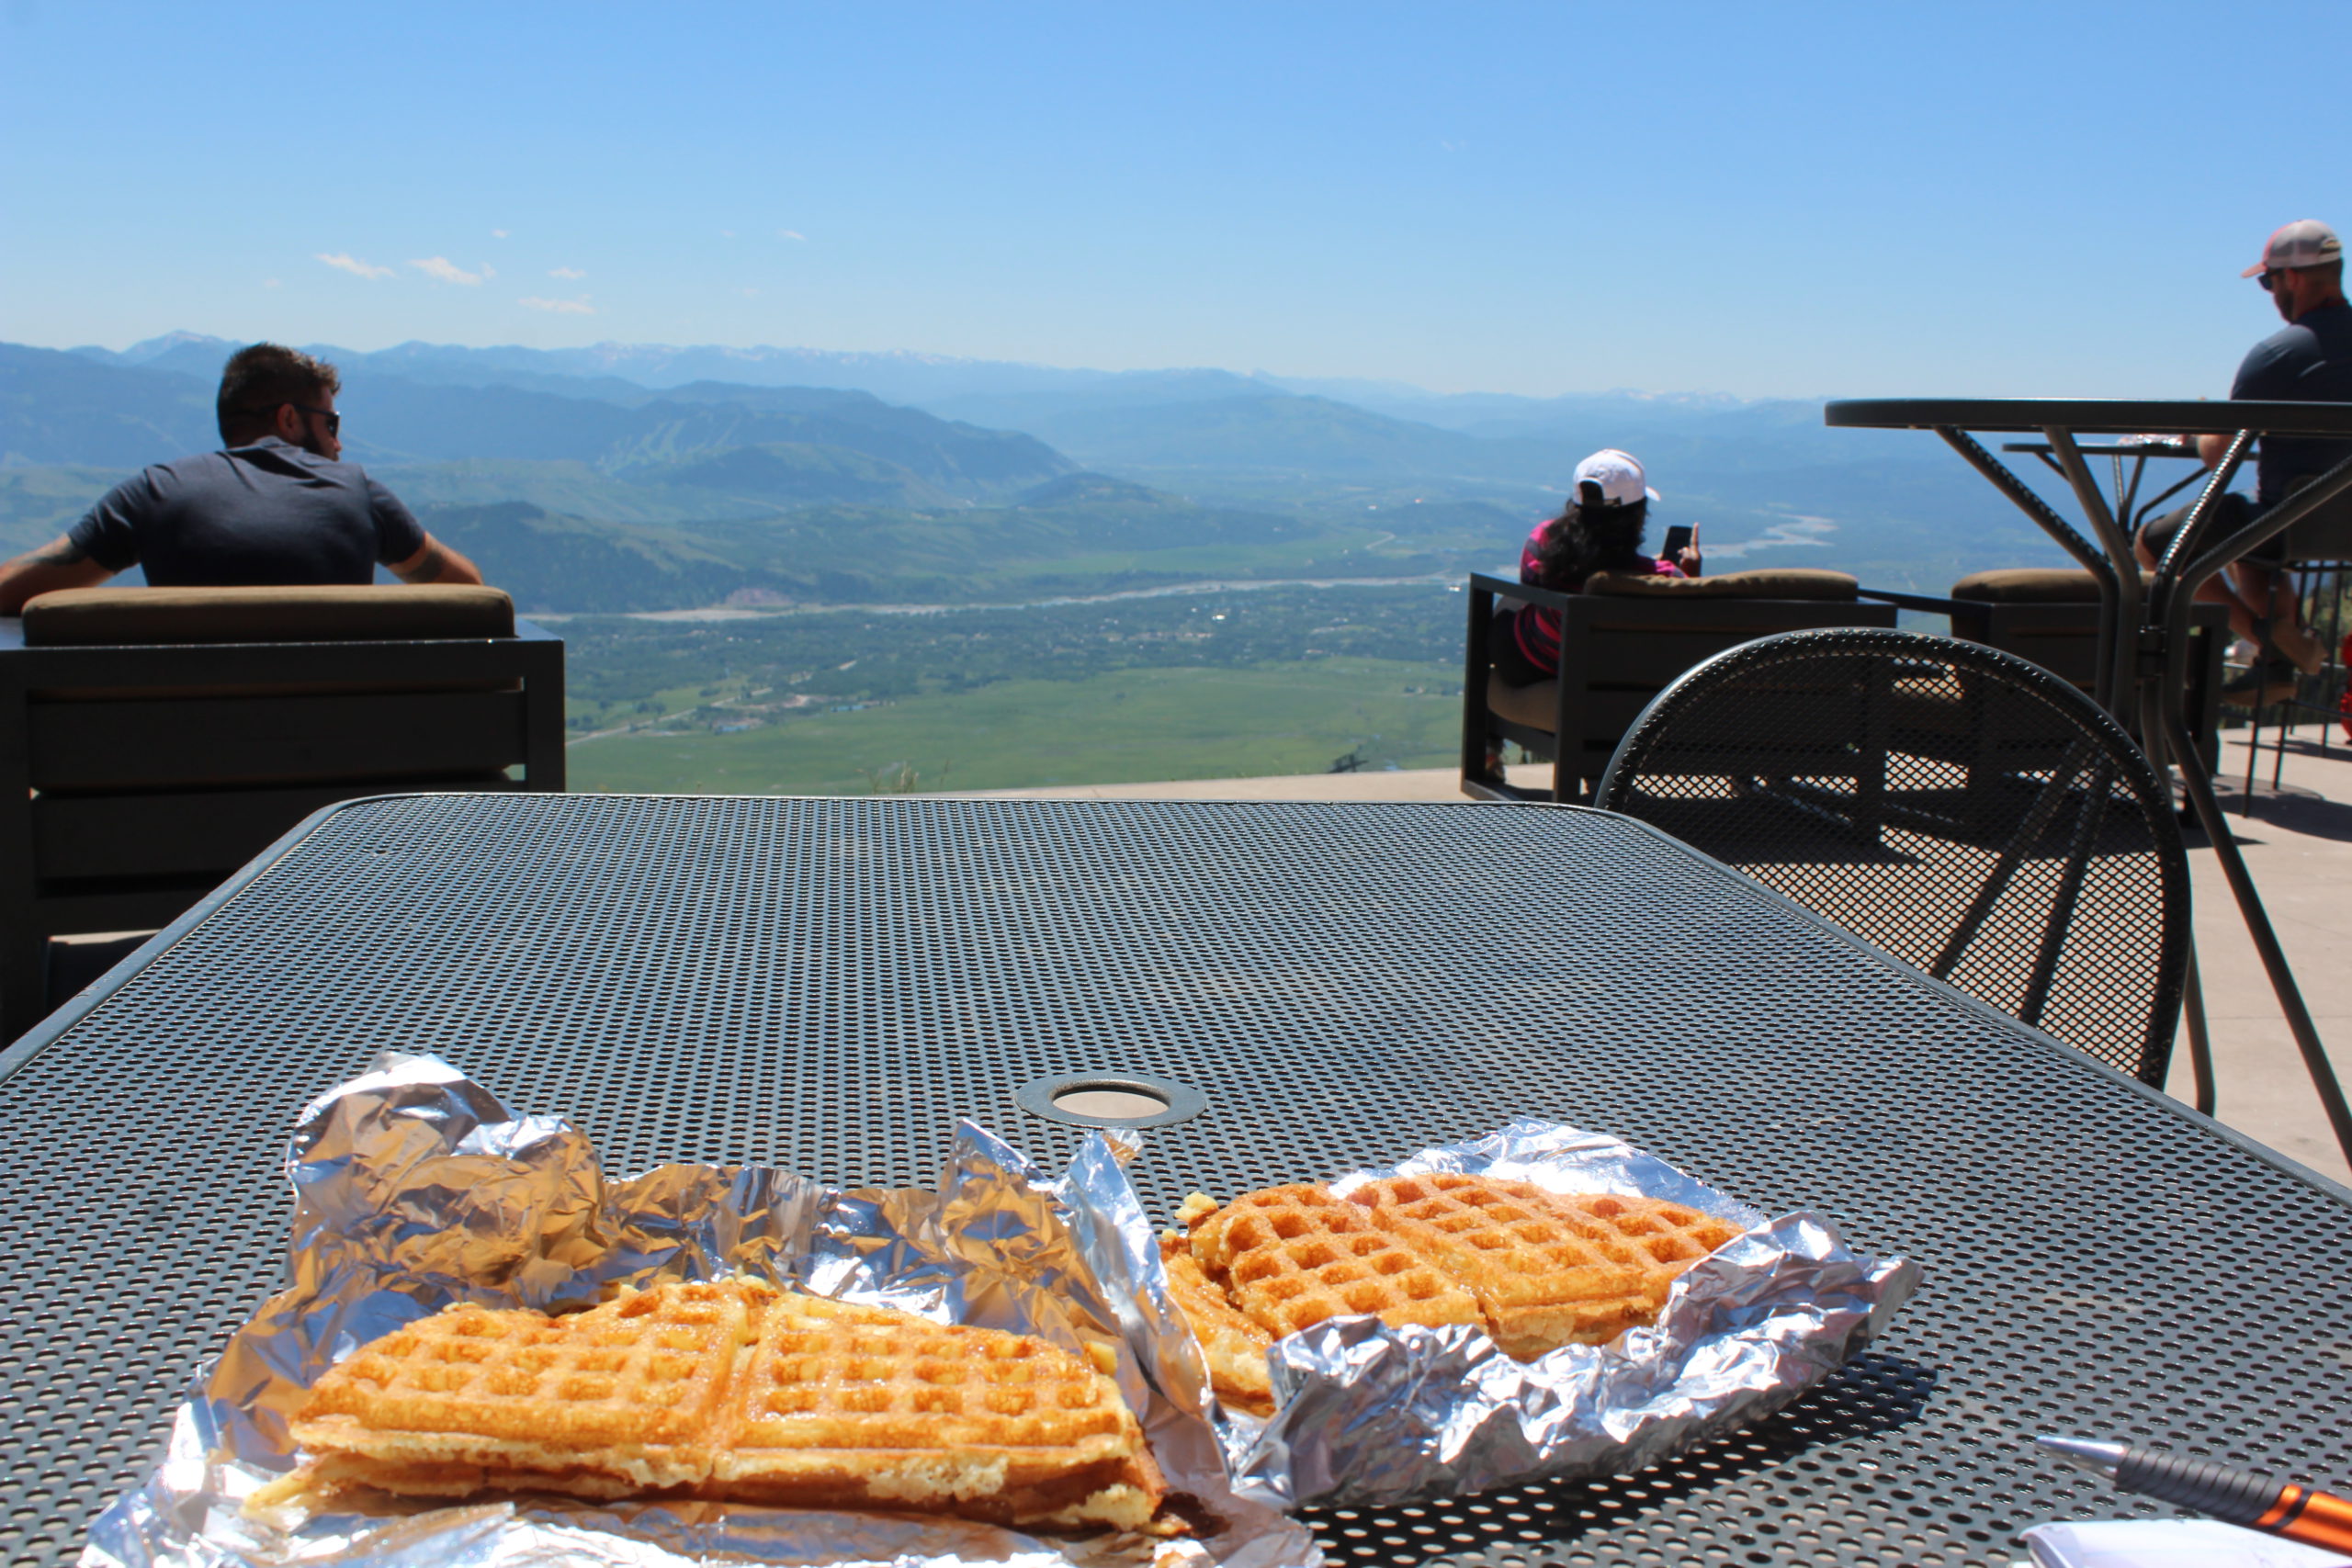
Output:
[2242, 219, 2344, 277]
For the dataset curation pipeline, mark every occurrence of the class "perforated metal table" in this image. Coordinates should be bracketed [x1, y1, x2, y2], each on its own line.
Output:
[5, 794, 2351, 1568]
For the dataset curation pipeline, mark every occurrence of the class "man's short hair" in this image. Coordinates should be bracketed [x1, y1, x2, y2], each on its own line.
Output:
[216, 344, 341, 445]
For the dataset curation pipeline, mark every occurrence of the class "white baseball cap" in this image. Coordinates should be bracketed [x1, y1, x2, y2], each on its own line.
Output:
[2242, 219, 2344, 277]
[1573, 448, 1660, 507]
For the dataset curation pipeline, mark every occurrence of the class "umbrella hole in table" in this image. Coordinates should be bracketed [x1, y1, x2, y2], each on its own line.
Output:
[1016, 1071, 1206, 1129]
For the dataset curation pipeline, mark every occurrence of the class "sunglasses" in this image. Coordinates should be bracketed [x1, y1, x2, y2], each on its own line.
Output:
[293, 404, 342, 435]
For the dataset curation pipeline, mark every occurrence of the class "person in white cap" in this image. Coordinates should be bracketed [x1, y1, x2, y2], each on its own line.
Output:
[2135, 219, 2351, 705]
[1492, 448, 1702, 685]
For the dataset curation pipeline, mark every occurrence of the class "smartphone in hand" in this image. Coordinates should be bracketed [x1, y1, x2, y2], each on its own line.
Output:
[1661, 525, 1694, 558]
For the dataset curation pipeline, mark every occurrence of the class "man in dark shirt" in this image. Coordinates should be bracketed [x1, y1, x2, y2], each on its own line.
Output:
[0, 343, 482, 614]
[2138, 220, 2351, 704]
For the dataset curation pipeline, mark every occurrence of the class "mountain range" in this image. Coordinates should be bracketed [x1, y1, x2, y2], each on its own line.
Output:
[0, 332, 2076, 612]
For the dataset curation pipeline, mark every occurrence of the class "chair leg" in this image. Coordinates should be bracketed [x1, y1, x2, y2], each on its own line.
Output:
[2015, 762, 2109, 1031]
[1929, 742, 2094, 984]
[2183, 942, 2216, 1116]
[2165, 700, 2352, 1167]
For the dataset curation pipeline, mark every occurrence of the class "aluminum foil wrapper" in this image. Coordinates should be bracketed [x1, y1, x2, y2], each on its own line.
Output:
[81, 1053, 1317, 1568]
[1212, 1119, 1921, 1510]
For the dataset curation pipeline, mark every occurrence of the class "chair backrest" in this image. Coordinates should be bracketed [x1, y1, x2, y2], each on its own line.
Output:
[1594, 626, 2189, 1086]
[1461, 570, 1898, 802]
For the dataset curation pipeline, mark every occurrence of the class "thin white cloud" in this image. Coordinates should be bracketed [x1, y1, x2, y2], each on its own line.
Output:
[411, 256, 488, 286]
[720, 229, 737, 239]
[741, 287, 760, 298]
[264, 277, 282, 289]
[777, 229, 807, 242]
[317, 252, 394, 280]
[519, 295, 595, 315]
[492, 229, 510, 239]
[548, 265, 587, 280]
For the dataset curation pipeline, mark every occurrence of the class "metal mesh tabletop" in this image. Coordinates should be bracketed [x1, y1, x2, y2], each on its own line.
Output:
[4, 794, 2349, 1567]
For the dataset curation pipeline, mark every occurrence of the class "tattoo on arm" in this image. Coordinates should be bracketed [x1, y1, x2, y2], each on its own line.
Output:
[404, 547, 449, 583]
[28, 536, 89, 567]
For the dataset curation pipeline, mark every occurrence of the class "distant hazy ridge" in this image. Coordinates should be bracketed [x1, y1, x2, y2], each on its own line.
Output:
[0, 333, 2075, 613]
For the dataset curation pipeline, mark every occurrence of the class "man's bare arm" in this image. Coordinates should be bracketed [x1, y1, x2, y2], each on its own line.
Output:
[0, 534, 117, 615]
[388, 533, 486, 586]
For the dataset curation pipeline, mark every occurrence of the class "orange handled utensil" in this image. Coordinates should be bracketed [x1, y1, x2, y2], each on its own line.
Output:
[2039, 1435, 2352, 1554]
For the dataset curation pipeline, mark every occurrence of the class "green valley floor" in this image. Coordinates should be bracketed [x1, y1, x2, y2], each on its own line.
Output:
[566, 657, 1465, 795]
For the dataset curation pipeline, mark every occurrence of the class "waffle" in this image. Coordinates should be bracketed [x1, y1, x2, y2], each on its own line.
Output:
[709, 1290, 1163, 1529]
[253, 1280, 1164, 1532]
[1186, 1182, 1482, 1339]
[1158, 1236, 1274, 1416]
[1348, 1174, 1737, 1358]
[283, 1279, 762, 1496]
[1544, 1191, 1748, 1302]
[1171, 1177, 1750, 1382]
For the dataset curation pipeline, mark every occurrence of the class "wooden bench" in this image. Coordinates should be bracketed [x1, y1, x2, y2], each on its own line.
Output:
[1460, 569, 1898, 803]
[0, 584, 563, 1038]
[1942, 568, 2227, 771]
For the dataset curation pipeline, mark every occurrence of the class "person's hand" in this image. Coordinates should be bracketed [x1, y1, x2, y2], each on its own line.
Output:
[1675, 546, 1702, 577]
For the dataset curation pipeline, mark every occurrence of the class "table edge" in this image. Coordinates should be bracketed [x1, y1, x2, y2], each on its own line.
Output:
[1826, 396, 2352, 436]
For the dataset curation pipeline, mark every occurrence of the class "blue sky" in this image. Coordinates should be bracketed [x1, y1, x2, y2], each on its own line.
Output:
[4, 1, 2345, 399]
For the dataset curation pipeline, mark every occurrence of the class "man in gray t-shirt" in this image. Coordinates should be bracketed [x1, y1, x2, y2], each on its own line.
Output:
[2135, 220, 2349, 705]
[0, 343, 481, 615]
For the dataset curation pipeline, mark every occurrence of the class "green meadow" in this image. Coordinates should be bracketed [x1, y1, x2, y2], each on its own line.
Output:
[566, 657, 1464, 795]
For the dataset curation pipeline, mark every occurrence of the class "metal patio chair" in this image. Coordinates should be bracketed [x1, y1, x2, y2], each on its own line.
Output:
[2234, 557, 2352, 807]
[1594, 626, 2194, 1089]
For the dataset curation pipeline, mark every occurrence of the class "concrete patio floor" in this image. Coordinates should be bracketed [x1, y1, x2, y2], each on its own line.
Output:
[964, 728, 2352, 1188]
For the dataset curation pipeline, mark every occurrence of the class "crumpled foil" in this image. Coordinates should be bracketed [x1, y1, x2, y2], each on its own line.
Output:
[80, 1053, 1314, 1568]
[1211, 1120, 1921, 1510]
[81, 1057, 1917, 1567]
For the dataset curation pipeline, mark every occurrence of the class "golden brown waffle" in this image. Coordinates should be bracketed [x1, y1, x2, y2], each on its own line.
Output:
[708, 1290, 1161, 1529]
[1348, 1174, 1721, 1358]
[254, 1280, 1164, 1532]
[1157, 1236, 1274, 1416]
[1186, 1182, 1481, 1339]
[287, 1279, 763, 1495]
[1172, 1177, 1751, 1379]
[1544, 1191, 1747, 1303]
